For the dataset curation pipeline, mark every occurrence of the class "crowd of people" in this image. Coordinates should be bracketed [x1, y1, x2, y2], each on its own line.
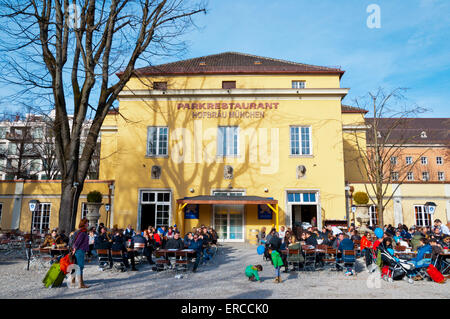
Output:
[87, 223, 219, 273]
[253, 219, 450, 281]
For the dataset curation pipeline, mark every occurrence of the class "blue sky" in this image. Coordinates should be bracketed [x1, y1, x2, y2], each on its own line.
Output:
[1, 0, 449, 118]
[150, 0, 450, 117]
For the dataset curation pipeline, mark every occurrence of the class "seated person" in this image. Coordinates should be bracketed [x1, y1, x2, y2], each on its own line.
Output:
[41, 229, 65, 248]
[184, 232, 193, 248]
[287, 235, 304, 271]
[305, 231, 318, 247]
[409, 238, 432, 269]
[94, 226, 113, 269]
[337, 235, 355, 274]
[132, 230, 154, 265]
[111, 230, 137, 271]
[245, 265, 263, 282]
[350, 230, 361, 242]
[188, 233, 203, 272]
[393, 230, 402, 244]
[164, 231, 184, 250]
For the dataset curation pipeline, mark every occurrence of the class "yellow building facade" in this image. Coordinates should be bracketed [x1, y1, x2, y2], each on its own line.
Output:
[99, 52, 350, 241]
[2, 53, 447, 238]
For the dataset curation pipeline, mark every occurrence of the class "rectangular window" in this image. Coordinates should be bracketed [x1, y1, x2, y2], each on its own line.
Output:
[405, 156, 412, 165]
[222, 81, 236, 89]
[369, 205, 378, 227]
[147, 127, 168, 156]
[407, 172, 414, 181]
[287, 192, 318, 203]
[141, 191, 171, 228]
[0, 127, 7, 139]
[217, 126, 239, 156]
[32, 203, 51, 233]
[391, 172, 399, 181]
[390, 156, 397, 165]
[436, 157, 443, 165]
[422, 172, 429, 181]
[32, 127, 43, 139]
[292, 81, 306, 89]
[438, 172, 445, 181]
[290, 126, 311, 155]
[421, 156, 428, 165]
[7, 143, 18, 155]
[414, 205, 432, 227]
[153, 82, 167, 90]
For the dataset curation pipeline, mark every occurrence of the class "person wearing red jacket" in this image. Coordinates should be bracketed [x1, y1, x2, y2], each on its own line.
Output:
[360, 232, 374, 269]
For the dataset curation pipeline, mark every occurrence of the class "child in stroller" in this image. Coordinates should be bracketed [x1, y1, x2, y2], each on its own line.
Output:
[377, 238, 416, 284]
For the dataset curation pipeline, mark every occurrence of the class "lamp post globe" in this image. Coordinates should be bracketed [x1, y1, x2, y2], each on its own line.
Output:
[27, 199, 40, 271]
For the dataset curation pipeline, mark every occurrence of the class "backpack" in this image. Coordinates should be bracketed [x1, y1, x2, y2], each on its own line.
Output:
[68, 230, 80, 249]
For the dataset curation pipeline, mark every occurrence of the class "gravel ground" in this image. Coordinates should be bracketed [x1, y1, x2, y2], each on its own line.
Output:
[0, 243, 448, 299]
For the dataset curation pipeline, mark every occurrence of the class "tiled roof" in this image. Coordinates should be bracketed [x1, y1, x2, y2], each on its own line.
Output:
[365, 118, 450, 145]
[131, 52, 344, 76]
[341, 104, 368, 114]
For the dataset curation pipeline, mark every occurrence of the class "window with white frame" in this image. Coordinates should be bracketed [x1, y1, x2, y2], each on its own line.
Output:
[421, 156, 428, 165]
[414, 205, 432, 227]
[369, 205, 378, 227]
[438, 172, 445, 181]
[290, 126, 312, 155]
[32, 203, 51, 233]
[405, 156, 412, 165]
[436, 157, 443, 165]
[141, 191, 171, 228]
[390, 156, 397, 165]
[407, 172, 414, 181]
[287, 192, 317, 203]
[0, 127, 7, 139]
[391, 172, 399, 181]
[422, 171, 429, 181]
[147, 127, 168, 156]
[292, 81, 306, 89]
[217, 126, 239, 157]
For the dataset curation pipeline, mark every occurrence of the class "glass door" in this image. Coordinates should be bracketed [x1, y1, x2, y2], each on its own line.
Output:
[214, 205, 244, 242]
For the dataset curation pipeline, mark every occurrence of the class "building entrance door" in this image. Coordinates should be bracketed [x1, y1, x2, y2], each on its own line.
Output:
[214, 205, 244, 242]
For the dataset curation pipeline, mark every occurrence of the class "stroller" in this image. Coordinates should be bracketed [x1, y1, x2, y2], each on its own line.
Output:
[378, 244, 416, 284]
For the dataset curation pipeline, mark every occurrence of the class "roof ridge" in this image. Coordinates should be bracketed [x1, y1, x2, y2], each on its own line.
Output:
[148, 51, 340, 71]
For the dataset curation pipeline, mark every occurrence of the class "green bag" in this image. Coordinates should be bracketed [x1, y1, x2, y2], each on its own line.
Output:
[375, 249, 383, 269]
[42, 262, 65, 288]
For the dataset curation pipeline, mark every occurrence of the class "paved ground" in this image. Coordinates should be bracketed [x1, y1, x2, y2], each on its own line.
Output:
[0, 243, 448, 299]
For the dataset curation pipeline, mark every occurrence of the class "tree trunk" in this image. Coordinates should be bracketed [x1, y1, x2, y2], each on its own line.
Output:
[59, 179, 82, 234]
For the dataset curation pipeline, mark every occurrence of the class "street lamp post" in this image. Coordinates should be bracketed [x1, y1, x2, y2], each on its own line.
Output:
[424, 202, 437, 225]
[27, 199, 40, 271]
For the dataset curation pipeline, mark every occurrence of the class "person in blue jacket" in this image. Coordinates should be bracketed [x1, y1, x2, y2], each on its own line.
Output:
[188, 233, 203, 272]
[410, 238, 432, 269]
[337, 234, 356, 275]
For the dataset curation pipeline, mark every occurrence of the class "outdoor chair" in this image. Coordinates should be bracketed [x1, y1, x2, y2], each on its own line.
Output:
[286, 248, 300, 270]
[303, 248, 317, 271]
[342, 250, 357, 275]
[110, 250, 126, 272]
[415, 253, 433, 280]
[133, 243, 146, 264]
[154, 250, 170, 271]
[97, 249, 111, 270]
[323, 247, 338, 271]
[175, 250, 190, 275]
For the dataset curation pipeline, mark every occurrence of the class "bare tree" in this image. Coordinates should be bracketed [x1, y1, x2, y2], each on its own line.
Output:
[0, 0, 207, 232]
[349, 88, 429, 227]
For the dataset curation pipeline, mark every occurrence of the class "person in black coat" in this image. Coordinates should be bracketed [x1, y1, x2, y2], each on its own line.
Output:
[305, 231, 318, 247]
[111, 231, 136, 270]
[164, 232, 184, 250]
[132, 232, 155, 265]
